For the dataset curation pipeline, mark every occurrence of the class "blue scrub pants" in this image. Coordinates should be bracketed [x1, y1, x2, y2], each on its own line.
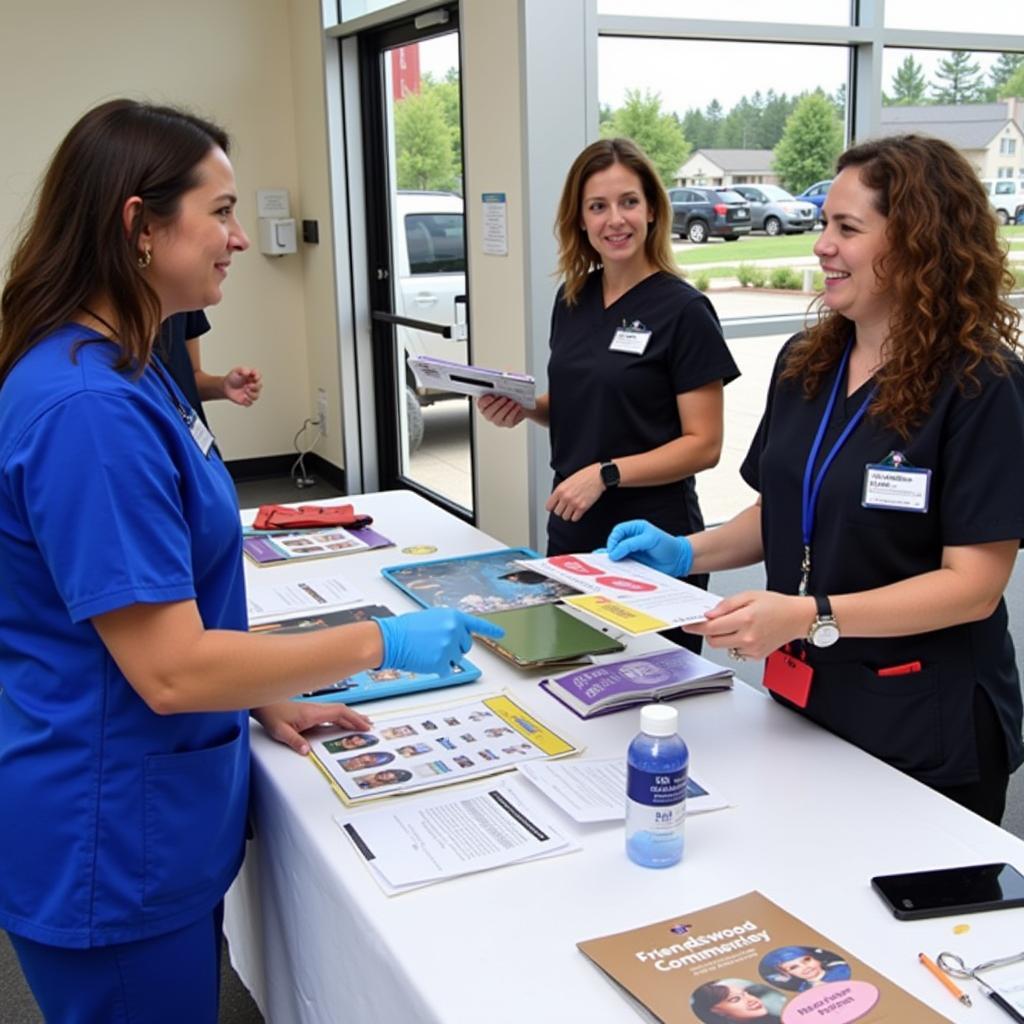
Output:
[8, 904, 223, 1024]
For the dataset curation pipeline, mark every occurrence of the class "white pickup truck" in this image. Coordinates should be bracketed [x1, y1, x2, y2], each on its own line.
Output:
[392, 190, 467, 448]
[982, 178, 1024, 225]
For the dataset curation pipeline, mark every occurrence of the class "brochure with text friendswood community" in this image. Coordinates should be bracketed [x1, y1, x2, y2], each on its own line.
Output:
[243, 525, 393, 566]
[309, 692, 580, 806]
[540, 647, 733, 718]
[578, 891, 949, 1024]
[516, 553, 721, 636]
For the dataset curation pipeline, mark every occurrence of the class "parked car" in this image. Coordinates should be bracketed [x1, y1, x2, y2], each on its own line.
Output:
[982, 178, 1024, 225]
[668, 186, 751, 243]
[393, 190, 467, 448]
[795, 179, 832, 221]
[720, 184, 817, 235]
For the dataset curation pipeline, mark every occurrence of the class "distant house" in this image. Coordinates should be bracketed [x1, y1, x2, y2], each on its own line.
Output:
[675, 149, 778, 187]
[879, 98, 1024, 179]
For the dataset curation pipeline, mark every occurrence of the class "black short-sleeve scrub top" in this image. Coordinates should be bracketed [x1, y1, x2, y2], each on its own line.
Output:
[742, 337, 1024, 787]
[546, 271, 739, 555]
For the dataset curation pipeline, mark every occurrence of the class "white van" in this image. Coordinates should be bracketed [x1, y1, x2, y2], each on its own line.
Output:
[982, 178, 1023, 225]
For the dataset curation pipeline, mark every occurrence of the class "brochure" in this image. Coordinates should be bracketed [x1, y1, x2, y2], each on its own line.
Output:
[476, 603, 625, 669]
[540, 648, 733, 718]
[407, 354, 537, 409]
[250, 604, 480, 704]
[246, 574, 365, 624]
[578, 891, 949, 1024]
[243, 525, 393, 566]
[517, 553, 721, 635]
[517, 757, 729, 823]
[308, 692, 580, 805]
[335, 776, 578, 895]
[382, 548, 582, 614]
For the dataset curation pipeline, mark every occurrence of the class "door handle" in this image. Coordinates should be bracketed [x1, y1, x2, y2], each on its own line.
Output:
[414, 293, 438, 306]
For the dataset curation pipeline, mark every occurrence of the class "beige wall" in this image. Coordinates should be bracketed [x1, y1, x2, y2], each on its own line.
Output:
[0, 0, 316, 463]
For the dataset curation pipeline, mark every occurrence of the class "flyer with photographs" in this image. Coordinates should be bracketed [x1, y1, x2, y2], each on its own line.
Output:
[578, 891, 949, 1024]
[308, 692, 580, 805]
[243, 525, 393, 566]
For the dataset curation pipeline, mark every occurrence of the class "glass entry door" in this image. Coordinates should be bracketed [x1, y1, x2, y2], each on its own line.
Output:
[361, 7, 474, 518]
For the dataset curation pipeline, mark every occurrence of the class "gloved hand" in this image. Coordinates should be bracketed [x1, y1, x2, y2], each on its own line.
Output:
[605, 519, 693, 578]
[374, 608, 505, 676]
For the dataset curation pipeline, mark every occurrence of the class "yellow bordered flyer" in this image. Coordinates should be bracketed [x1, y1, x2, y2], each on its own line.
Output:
[308, 690, 580, 806]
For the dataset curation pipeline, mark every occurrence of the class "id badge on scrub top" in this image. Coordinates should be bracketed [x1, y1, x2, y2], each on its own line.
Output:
[187, 411, 215, 457]
[609, 327, 652, 355]
[862, 451, 930, 513]
[763, 647, 813, 708]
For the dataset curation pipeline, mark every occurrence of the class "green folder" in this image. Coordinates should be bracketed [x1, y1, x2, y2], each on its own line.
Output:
[477, 603, 624, 669]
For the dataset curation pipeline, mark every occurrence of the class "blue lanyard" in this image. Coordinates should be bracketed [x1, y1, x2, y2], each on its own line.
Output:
[798, 340, 877, 596]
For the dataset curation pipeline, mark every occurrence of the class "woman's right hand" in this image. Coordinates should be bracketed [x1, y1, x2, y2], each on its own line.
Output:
[477, 394, 526, 428]
[606, 519, 693, 578]
[374, 608, 505, 676]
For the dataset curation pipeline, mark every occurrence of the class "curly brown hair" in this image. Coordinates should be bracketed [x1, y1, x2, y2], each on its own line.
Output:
[781, 134, 1021, 439]
[554, 138, 679, 306]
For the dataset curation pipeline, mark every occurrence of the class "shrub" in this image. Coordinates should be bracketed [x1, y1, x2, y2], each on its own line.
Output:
[812, 270, 825, 291]
[694, 271, 711, 292]
[737, 263, 766, 288]
[768, 267, 802, 290]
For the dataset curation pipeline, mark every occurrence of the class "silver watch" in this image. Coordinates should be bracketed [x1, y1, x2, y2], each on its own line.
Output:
[808, 595, 840, 648]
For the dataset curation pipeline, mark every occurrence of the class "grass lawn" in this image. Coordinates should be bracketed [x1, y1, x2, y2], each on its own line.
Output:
[676, 224, 1024, 267]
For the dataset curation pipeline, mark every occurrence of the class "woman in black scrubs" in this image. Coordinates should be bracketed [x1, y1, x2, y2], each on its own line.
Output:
[608, 134, 1024, 823]
[478, 137, 738, 559]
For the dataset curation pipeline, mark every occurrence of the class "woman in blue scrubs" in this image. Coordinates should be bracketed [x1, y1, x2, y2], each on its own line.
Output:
[0, 100, 501, 1022]
[607, 135, 1024, 823]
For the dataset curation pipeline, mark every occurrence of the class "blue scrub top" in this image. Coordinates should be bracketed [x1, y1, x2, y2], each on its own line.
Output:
[0, 325, 249, 949]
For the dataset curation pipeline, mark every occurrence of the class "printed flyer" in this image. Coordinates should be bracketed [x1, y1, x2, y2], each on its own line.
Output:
[578, 891, 949, 1023]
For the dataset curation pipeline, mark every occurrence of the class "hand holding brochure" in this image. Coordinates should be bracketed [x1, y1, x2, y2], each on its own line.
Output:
[408, 354, 536, 408]
[540, 647, 733, 718]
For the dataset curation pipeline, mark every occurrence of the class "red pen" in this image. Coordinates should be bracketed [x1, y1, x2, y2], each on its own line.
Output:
[877, 661, 922, 677]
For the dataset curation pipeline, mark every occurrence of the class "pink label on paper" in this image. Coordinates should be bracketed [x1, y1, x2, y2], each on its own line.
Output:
[594, 576, 657, 592]
[781, 982, 879, 1023]
[548, 555, 602, 575]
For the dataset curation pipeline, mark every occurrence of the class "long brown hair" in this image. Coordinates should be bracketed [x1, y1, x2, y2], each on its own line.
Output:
[554, 138, 679, 306]
[782, 134, 1021, 438]
[0, 99, 230, 384]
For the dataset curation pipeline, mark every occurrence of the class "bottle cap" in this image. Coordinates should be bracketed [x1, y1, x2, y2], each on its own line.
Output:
[640, 703, 678, 737]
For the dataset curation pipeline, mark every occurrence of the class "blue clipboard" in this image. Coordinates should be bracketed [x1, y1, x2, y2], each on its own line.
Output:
[293, 658, 482, 705]
[381, 547, 582, 615]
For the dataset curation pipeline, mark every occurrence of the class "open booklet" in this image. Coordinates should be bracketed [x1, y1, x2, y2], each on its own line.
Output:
[540, 647, 733, 718]
[578, 891, 949, 1023]
[308, 692, 580, 805]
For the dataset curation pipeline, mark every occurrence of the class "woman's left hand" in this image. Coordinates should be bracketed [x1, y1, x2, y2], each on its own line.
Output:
[545, 463, 605, 522]
[686, 591, 815, 660]
[223, 366, 263, 406]
[252, 701, 372, 755]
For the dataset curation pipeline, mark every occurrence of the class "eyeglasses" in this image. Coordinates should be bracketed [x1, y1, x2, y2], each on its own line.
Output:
[937, 951, 1024, 980]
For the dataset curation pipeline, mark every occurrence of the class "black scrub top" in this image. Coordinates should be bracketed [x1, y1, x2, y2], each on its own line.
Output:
[155, 310, 211, 427]
[546, 271, 739, 555]
[742, 337, 1024, 787]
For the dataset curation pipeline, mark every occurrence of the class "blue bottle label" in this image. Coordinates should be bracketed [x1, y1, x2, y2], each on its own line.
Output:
[627, 766, 687, 807]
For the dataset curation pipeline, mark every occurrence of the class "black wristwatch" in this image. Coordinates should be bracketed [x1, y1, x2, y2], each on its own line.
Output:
[807, 595, 840, 648]
[600, 461, 620, 489]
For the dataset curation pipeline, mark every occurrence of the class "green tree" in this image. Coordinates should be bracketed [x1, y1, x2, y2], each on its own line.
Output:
[426, 69, 461, 175]
[760, 91, 798, 149]
[394, 89, 456, 191]
[887, 55, 928, 105]
[773, 91, 844, 194]
[991, 53, 1024, 97]
[681, 107, 717, 150]
[719, 95, 764, 149]
[932, 50, 985, 104]
[602, 89, 691, 185]
[1000, 63, 1024, 100]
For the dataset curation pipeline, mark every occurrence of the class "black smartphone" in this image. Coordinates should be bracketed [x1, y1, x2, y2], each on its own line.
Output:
[871, 862, 1024, 920]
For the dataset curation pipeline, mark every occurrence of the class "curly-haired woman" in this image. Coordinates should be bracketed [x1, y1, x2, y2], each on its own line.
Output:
[607, 134, 1024, 821]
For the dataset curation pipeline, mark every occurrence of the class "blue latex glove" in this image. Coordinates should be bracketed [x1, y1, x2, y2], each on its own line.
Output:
[605, 519, 693, 578]
[374, 608, 505, 676]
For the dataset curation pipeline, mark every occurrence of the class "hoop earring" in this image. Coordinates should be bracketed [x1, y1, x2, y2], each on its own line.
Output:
[137, 248, 152, 269]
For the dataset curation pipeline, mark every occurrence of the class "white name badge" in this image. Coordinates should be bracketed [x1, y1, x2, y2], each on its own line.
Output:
[862, 464, 930, 512]
[188, 412, 216, 457]
[609, 328, 651, 355]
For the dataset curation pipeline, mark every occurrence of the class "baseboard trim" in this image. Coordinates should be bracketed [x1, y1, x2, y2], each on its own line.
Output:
[225, 454, 347, 493]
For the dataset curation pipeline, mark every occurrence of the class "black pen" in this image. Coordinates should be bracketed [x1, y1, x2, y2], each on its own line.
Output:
[979, 981, 1024, 1024]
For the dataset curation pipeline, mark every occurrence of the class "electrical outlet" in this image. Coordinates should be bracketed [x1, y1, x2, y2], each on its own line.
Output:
[316, 388, 328, 438]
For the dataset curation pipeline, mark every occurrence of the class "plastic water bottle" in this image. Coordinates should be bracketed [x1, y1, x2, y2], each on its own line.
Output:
[626, 704, 688, 868]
